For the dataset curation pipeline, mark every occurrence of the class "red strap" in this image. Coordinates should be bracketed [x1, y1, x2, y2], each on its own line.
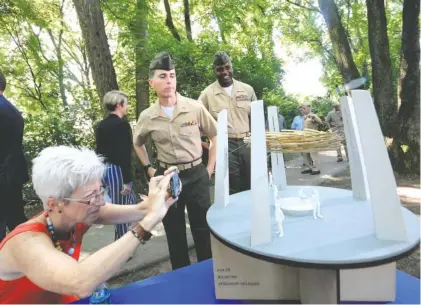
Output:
[0, 222, 49, 251]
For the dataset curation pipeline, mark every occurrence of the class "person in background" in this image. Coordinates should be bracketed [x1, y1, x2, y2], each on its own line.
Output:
[278, 111, 285, 130]
[199, 51, 257, 195]
[300, 102, 322, 175]
[290, 106, 304, 130]
[0, 72, 29, 242]
[291, 106, 306, 168]
[264, 107, 286, 171]
[0, 146, 179, 304]
[95, 90, 137, 241]
[265, 107, 285, 131]
[326, 103, 347, 162]
[133, 51, 217, 270]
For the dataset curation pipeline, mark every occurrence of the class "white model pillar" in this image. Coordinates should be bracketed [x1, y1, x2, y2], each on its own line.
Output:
[250, 100, 271, 246]
[340, 96, 370, 200]
[350, 90, 407, 241]
[267, 106, 287, 190]
[214, 109, 229, 207]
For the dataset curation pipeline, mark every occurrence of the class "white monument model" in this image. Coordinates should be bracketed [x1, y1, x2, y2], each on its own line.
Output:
[272, 185, 285, 237]
[274, 202, 285, 238]
[298, 187, 323, 220]
[208, 91, 420, 304]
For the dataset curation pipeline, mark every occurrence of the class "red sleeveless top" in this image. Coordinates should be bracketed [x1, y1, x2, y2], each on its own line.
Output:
[0, 219, 90, 304]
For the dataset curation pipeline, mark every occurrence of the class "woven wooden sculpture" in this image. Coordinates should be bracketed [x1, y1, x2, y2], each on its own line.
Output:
[243, 129, 342, 153]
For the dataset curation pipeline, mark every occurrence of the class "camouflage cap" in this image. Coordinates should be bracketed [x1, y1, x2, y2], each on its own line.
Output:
[149, 51, 175, 71]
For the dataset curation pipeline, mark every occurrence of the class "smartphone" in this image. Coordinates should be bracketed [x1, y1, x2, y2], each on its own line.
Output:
[169, 170, 181, 199]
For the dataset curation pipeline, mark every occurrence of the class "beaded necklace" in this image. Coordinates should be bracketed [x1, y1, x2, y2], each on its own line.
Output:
[44, 211, 76, 256]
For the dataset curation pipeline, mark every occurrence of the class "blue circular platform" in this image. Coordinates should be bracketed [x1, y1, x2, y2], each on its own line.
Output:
[207, 186, 420, 269]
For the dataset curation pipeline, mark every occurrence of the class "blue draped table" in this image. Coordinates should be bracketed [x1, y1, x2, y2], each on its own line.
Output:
[73, 259, 420, 304]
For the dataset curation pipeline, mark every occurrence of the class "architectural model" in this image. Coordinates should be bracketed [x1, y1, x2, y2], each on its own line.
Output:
[207, 91, 420, 304]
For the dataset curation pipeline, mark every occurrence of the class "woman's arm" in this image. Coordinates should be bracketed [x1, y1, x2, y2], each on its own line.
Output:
[5, 170, 178, 299]
[95, 200, 148, 225]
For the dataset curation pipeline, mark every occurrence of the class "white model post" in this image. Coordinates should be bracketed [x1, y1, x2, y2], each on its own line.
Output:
[250, 100, 272, 246]
[214, 109, 229, 207]
[350, 90, 407, 241]
[267, 106, 287, 190]
[340, 96, 370, 200]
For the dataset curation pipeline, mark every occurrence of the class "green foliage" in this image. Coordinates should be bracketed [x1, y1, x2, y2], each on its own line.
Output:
[276, 0, 404, 96]
[310, 96, 336, 121]
[20, 102, 98, 201]
[23, 104, 97, 163]
[1, 0, 294, 182]
[1, 0, 411, 177]
[232, 53, 284, 99]
[262, 87, 300, 128]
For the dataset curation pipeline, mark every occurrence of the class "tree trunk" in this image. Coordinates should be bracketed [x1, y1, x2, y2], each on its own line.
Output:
[58, 0, 66, 107]
[355, 24, 369, 79]
[133, 0, 152, 193]
[366, 0, 397, 137]
[183, 0, 193, 41]
[133, 0, 150, 118]
[317, 0, 361, 84]
[47, 0, 67, 106]
[48, 28, 67, 106]
[72, 0, 119, 105]
[216, 15, 226, 43]
[389, 0, 420, 174]
[163, 0, 181, 41]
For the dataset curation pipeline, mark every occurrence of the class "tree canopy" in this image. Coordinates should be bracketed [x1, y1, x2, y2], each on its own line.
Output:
[0, 0, 419, 176]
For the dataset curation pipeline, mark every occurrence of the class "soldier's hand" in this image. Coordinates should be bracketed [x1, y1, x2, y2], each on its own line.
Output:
[206, 166, 214, 178]
[121, 183, 131, 195]
[147, 167, 157, 178]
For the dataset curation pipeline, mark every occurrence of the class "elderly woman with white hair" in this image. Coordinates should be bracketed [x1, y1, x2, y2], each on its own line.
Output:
[0, 145, 180, 304]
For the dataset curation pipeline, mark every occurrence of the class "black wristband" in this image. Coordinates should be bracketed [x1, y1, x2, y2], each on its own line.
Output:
[143, 164, 152, 176]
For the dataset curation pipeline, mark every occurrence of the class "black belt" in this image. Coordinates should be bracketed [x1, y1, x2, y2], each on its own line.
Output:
[158, 158, 202, 171]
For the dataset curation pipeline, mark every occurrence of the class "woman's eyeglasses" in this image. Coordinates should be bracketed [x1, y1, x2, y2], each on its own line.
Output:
[63, 186, 108, 205]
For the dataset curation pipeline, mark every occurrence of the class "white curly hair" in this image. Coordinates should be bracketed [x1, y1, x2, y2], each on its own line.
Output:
[32, 146, 105, 210]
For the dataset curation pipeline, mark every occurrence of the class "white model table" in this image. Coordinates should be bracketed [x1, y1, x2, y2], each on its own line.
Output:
[207, 186, 420, 303]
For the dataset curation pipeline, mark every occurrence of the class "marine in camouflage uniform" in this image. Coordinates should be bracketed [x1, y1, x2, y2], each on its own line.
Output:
[325, 104, 348, 162]
[300, 102, 322, 175]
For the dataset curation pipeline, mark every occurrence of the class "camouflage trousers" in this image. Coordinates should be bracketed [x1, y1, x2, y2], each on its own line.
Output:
[333, 127, 347, 159]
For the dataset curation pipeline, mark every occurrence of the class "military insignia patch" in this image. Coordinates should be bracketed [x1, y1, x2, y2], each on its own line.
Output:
[235, 94, 249, 101]
[180, 120, 198, 127]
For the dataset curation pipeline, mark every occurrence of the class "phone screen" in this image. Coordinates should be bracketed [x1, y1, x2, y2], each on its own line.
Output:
[170, 171, 181, 199]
